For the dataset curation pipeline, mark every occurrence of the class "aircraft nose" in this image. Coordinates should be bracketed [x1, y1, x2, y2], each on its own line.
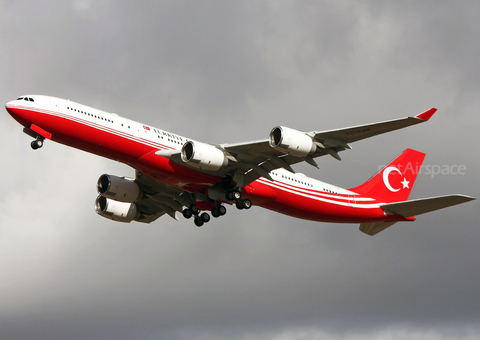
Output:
[5, 99, 31, 127]
[5, 100, 16, 112]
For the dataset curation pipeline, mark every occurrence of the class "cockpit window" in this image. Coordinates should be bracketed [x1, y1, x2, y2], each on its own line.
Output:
[16, 97, 34, 102]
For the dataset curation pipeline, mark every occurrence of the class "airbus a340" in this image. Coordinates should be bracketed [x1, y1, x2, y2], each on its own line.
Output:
[6, 95, 474, 235]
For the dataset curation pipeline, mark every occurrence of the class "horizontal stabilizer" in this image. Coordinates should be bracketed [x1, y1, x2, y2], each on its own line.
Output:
[381, 194, 475, 217]
[360, 221, 397, 236]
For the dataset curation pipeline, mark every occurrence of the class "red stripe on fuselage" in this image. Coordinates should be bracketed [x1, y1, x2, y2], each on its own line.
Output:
[245, 179, 395, 223]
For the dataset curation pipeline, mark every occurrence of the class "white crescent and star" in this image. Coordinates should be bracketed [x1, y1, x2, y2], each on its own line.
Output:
[383, 166, 410, 192]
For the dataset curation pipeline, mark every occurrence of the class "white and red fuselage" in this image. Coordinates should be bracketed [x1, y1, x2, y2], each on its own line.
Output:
[5, 95, 423, 225]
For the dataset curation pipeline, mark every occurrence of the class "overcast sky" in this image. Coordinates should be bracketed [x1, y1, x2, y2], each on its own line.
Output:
[1, 1, 479, 339]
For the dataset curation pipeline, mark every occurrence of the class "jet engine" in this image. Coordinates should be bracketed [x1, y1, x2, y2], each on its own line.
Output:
[269, 126, 317, 157]
[181, 141, 228, 171]
[95, 195, 140, 223]
[97, 174, 142, 203]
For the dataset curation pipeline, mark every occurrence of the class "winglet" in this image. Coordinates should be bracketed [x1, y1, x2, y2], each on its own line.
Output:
[415, 108, 437, 121]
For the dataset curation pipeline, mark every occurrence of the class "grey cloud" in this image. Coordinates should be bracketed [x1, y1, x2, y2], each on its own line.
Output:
[0, 1, 479, 339]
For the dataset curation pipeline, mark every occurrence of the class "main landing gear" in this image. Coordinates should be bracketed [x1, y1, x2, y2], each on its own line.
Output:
[181, 198, 252, 227]
[211, 205, 227, 218]
[225, 189, 242, 201]
[182, 204, 218, 227]
[226, 189, 252, 210]
[235, 198, 252, 210]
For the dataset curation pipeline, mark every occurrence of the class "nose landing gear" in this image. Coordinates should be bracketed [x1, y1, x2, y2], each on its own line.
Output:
[23, 127, 46, 150]
[30, 138, 44, 150]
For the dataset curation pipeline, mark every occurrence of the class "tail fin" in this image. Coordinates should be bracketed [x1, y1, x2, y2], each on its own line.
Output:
[350, 149, 426, 203]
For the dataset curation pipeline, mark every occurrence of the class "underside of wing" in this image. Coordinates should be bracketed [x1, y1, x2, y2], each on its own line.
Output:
[134, 171, 195, 222]
[95, 171, 196, 224]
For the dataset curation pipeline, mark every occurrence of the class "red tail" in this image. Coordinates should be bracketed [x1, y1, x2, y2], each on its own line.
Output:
[350, 149, 426, 203]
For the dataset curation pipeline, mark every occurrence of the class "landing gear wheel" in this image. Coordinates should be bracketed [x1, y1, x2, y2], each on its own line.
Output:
[189, 204, 199, 214]
[31, 139, 43, 150]
[226, 190, 242, 201]
[236, 200, 244, 210]
[242, 199, 252, 209]
[233, 191, 242, 200]
[212, 205, 227, 218]
[194, 217, 204, 227]
[183, 209, 193, 219]
[200, 212, 210, 223]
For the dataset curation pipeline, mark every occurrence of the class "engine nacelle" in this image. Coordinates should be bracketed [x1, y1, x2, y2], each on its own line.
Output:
[181, 141, 228, 171]
[97, 174, 141, 203]
[95, 195, 140, 223]
[269, 126, 317, 157]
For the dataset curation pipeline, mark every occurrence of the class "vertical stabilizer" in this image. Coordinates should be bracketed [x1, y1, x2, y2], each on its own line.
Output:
[350, 149, 426, 203]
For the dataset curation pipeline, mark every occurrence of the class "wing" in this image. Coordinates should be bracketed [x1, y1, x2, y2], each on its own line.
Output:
[220, 108, 436, 185]
[133, 171, 195, 223]
[157, 108, 436, 187]
[311, 107, 436, 145]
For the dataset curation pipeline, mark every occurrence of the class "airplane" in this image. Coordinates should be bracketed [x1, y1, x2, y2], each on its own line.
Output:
[5, 95, 475, 235]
